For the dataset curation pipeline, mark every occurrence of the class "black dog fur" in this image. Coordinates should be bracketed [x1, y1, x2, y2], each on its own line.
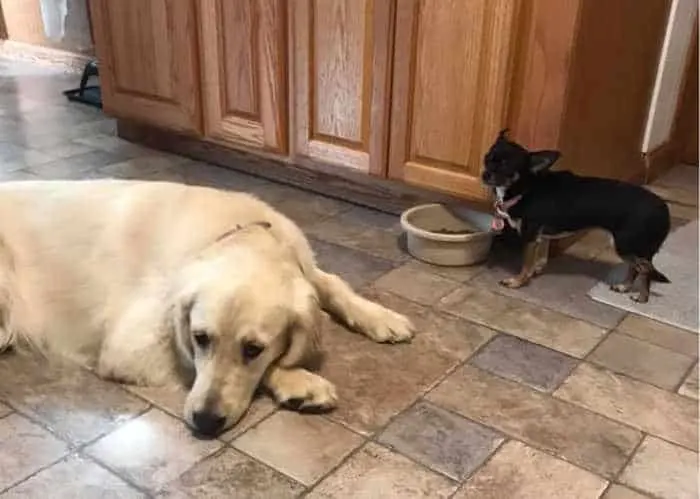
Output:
[482, 129, 671, 303]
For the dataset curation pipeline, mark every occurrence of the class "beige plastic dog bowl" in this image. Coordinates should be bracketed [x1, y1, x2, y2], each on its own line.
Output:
[400, 203, 493, 266]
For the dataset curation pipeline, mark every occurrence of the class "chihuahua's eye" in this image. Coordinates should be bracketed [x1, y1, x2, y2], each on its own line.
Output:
[242, 341, 265, 361]
[193, 331, 211, 349]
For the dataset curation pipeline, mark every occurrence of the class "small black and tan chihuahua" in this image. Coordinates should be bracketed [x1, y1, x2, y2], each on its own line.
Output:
[482, 129, 670, 303]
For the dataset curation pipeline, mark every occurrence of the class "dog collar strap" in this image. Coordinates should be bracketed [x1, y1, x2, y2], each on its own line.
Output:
[491, 195, 522, 232]
[215, 221, 272, 242]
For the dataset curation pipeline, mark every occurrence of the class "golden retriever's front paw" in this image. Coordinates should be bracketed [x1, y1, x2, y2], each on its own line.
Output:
[362, 306, 414, 344]
[270, 370, 338, 413]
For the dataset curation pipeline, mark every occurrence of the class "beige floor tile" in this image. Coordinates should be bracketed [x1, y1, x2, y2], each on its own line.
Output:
[253, 183, 352, 228]
[668, 203, 698, 220]
[2, 455, 145, 498]
[647, 184, 698, 207]
[620, 436, 699, 499]
[374, 264, 460, 305]
[320, 289, 494, 434]
[0, 413, 69, 490]
[160, 448, 304, 498]
[85, 409, 222, 492]
[311, 238, 396, 290]
[438, 286, 606, 358]
[616, 314, 698, 357]
[233, 411, 363, 486]
[399, 259, 485, 283]
[454, 440, 608, 499]
[427, 365, 641, 478]
[678, 363, 698, 399]
[307, 443, 457, 499]
[555, 363, 698, 450]
[588, 332, 695, 389]
[305, 217, 408, 263]
[0, 353, 149, 445]
[603, 484, 652, 499]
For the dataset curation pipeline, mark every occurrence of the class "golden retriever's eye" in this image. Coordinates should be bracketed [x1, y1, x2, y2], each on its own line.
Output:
[193, 331, 211, 349]
[242, 341, 264, 361]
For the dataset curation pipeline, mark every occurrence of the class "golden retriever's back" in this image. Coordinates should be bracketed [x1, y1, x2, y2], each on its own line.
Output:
[0, 179, 283, 360]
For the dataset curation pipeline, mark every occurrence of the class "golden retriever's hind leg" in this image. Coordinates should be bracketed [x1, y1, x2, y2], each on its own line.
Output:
[311, 269, 414, 343]
[263, 366, 337, 413]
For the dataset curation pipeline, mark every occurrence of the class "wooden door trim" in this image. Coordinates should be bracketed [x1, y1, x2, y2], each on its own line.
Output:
[198, 0, 288, 153]
[388, 0, 521, 200]
[89, 0, 202, 133]
[291, 0, 394, 175]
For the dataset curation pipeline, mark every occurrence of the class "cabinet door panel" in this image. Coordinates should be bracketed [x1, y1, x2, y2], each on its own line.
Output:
[199, 0, 288, 152]
[292, 0, 393, 174]
[90, 0, 201, 133]
[389, 0, 521, 200]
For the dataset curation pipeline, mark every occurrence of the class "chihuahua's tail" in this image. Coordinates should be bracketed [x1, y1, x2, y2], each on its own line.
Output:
[650, 267, 671, 284]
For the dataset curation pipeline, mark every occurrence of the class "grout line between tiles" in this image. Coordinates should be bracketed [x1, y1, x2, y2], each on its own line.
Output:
[673, 358, 698, 394]
[445, 438, 511, 499]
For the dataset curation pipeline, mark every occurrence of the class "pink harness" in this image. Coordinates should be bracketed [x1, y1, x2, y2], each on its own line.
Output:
[491, 194, 522, 232]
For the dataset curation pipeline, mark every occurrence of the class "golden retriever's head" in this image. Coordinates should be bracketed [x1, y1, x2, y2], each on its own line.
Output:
[168, 226, 320, 437]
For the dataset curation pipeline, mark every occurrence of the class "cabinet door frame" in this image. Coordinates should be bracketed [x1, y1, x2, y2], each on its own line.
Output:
[387, 0, 522, 200]
[89, 0, 202, 133]
[290, 0, 395, 175]
[198, 0, 288, 152]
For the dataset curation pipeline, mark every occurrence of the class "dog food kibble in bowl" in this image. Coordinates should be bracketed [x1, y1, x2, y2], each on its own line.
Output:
[400, 204, 493, 266]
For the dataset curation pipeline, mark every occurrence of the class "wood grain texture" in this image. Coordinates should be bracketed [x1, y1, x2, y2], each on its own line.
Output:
[507, 0, 581, 150]
[199, 0, 287, 152]
[291, 0, 394, 174]
[89, 0, 201, 133]
[388, 0, 521, 201]
[557, 0, 671, 180]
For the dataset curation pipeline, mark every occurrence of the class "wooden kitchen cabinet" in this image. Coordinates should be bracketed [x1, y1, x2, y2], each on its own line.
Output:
[91, 0, 673, 211]
[388, 0, 522, 201]
[290, 0, 394, 174]
[198, 0, 288, 152]
[89, 0, 201, 133]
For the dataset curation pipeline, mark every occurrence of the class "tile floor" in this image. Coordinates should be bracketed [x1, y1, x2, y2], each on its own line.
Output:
[0, 55, 697, 498]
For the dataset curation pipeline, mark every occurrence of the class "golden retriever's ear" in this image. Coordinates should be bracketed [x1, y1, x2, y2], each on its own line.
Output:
[277, 306, 321, 368]
[169, 295, 195, 367]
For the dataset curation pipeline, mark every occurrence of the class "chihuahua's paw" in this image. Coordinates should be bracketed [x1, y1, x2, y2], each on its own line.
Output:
[499, 277, 528, 289]
[630, 294, 649, 304]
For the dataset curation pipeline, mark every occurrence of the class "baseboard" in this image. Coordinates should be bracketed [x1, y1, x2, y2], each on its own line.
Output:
[116, 119, 490, 217]
[643, 140, 678, 183]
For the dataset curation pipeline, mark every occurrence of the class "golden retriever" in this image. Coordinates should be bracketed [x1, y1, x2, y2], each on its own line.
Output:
[0, 179, 413, 436]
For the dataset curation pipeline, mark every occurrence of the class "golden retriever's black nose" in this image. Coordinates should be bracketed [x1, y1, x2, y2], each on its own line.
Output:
[192, 410, 225, 436]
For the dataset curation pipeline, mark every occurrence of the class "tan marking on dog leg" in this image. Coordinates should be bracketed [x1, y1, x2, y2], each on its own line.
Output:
[500, 241, 538, 288]
[533, 238, 550, 275]
[631, 259, 652, 303]
[264, 366, 338, 412]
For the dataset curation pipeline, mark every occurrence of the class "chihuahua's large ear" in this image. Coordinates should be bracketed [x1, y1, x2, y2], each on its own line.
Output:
[529, 150, 561, 173]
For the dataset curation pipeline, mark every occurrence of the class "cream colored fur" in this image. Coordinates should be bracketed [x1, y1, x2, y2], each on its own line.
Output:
[0, 179, 413, 434]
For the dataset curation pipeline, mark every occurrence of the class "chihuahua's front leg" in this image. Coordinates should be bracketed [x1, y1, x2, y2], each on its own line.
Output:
[532, 238, 550, 275]
[500, 241, 539, 288]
